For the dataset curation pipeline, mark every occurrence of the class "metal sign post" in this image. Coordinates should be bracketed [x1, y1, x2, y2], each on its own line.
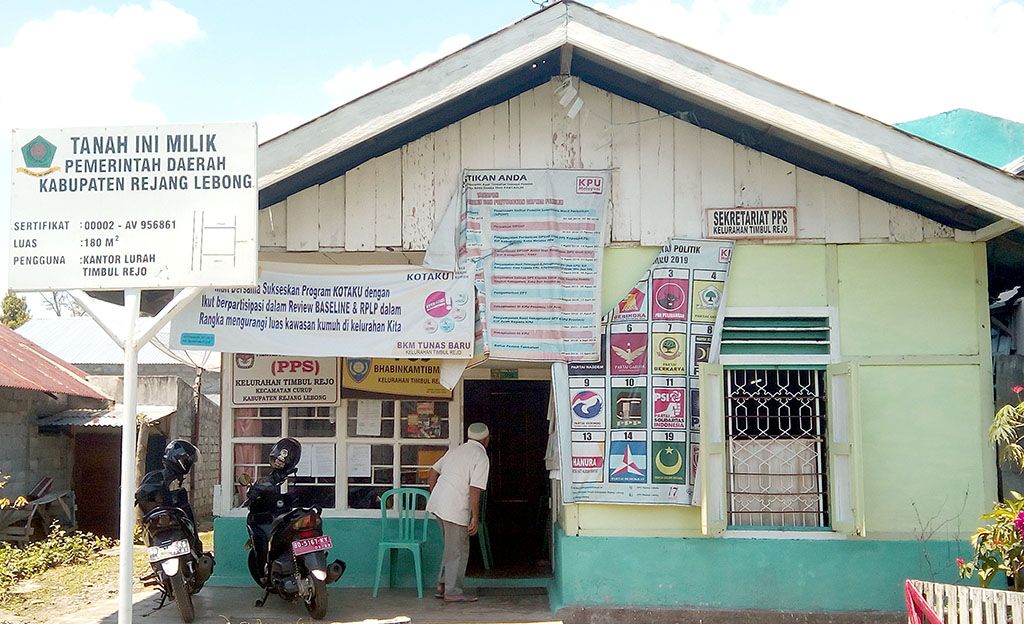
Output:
[11, 122, 258, 624]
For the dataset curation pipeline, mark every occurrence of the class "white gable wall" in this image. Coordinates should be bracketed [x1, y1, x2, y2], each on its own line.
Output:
[258, 77, 955, 254]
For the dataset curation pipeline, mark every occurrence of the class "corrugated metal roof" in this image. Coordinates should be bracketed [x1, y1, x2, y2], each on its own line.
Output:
[38, 405, 175, 428]
[0, 323, 109, 400]
[17, 317, 187, 366]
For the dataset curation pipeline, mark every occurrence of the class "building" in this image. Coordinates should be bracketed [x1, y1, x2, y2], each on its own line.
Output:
[17, 317, 222, 527]
[198, 2, 1024, 618]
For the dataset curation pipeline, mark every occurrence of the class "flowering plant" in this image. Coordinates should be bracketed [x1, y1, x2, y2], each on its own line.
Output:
[959, 492, 1024, 587]
[960, 386, 1024, 587]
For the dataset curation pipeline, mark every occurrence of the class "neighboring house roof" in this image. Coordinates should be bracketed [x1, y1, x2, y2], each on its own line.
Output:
[896, 109, 1024, 169]
[17, 317, 214, 369]
[259, 1, 1024, 240]
[38, 405, 175, 428]
[0, 322, 109, 401]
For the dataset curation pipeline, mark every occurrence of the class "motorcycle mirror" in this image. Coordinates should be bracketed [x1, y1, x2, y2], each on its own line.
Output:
[237, 472, 252, 487]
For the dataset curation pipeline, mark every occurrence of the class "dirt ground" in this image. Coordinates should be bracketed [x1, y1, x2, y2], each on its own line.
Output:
[0, 532, 212, 624]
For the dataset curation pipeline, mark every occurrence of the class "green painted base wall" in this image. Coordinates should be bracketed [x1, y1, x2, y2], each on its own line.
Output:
[551, 527, 972, 612]
[209, 516, 444, 588]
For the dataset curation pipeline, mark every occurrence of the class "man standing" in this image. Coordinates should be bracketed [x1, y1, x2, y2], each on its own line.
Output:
[426, 422, 490, 602]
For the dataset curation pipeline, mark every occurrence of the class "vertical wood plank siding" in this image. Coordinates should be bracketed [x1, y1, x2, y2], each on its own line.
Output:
[261, 78, 957, 252]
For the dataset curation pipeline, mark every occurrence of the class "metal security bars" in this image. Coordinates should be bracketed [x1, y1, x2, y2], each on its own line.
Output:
[725, 368, 828, 527]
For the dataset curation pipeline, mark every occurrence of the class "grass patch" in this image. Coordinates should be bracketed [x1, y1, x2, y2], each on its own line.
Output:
[0, 524, 113, 599]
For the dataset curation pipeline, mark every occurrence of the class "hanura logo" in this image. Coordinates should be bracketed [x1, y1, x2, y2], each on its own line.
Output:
[17, 136, 60, 177]
[576, 176, 603, 194]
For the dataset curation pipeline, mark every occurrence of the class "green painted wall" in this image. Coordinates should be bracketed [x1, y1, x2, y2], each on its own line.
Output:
[858, 365, 993, 535]
[601, 246, 661, 314]
[725, 243, 828, 308]
[836, 243, 979, 356]
[209, 516, 444, 588]
[552, 527, 971, 611]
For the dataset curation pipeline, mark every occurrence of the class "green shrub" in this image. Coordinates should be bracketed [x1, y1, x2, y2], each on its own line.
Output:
[0, 522, 114, 598]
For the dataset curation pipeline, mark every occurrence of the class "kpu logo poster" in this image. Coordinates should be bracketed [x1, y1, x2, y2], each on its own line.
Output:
[559, 238, 732, 505]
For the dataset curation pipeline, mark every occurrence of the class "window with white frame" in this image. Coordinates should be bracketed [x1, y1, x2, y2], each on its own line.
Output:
[718, 312, 834, 529]
[230, 399, 453, 512]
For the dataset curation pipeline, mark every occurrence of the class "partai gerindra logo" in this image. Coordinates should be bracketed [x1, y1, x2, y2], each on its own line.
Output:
[17, 135, 60, 177]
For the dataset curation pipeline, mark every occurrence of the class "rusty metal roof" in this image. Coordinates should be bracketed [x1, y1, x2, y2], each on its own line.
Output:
[0, 322, 109, 400]
[38, 405, 175, 428]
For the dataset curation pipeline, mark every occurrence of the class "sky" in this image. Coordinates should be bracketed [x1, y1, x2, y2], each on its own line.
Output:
[2, 0, 1024, 316]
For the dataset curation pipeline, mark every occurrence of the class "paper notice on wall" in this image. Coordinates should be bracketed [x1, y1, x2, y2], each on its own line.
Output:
[355, 400, 381, 436]
[459, 169, 610, 363]
[347, 444, 371, 478]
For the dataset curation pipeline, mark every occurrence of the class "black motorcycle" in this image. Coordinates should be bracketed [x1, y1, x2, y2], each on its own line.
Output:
[135, 440, 214, 623]
[241, 437, 345, 620]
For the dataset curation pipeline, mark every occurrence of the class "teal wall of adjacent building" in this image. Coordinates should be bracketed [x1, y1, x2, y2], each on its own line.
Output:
[549, 527, 970, 612]
[896, 108, 1024, 167]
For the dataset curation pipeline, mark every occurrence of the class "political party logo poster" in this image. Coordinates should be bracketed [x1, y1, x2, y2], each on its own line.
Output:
[571, 431, 605, 482]
[610, 325, 648, 376]
[651, 329, 686, 375]
[615, 275, 649, 321]
[652, 433, 687, 484]
[652, 271, 688, 321]
[611, 386, 646, 429]
[170, 262, 474, 358]
[608, 436, 647, 483]
[570, 387, 606, 429]
[652, 387, 687, 429]
[460, 169, 609, 362]
[557, 238, 732, 505]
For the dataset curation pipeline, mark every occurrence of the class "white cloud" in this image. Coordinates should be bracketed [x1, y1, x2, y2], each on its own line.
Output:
[323, 34, 472, 107]
[595, 0, 1024, 124]
[0, 1, 202, 292]
[0, 1, 202, 132]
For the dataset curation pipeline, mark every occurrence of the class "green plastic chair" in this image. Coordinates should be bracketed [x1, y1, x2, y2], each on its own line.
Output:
[477, 490, 493, 570]
[372, 487, 431, 598]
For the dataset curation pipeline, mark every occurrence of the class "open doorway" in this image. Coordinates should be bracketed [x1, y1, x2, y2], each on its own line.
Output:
[463, 378, 552, 579]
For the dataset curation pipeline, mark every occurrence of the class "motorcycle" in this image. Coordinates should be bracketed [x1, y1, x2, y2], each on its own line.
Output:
[135, 440, 214, 623]
[241, 437, 345, 620]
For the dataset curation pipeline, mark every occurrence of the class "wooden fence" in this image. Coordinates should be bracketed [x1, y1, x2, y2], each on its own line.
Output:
[907, 579, 1024, 624]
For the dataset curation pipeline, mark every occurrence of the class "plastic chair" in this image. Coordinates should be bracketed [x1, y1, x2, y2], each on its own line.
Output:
[372, 487, 430, 598]
[477, 490, 493, 570]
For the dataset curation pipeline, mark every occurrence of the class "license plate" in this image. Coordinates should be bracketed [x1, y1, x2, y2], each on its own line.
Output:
[147, 538, 191, 562]
[292, 535, 332, 556]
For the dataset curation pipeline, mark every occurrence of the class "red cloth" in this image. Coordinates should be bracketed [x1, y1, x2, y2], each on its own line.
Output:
[905, 580, 945, 624]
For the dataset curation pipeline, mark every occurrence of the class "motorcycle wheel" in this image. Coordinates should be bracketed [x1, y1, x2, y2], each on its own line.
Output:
[304, 577, 328, 620]
[169, 571, 195, 623]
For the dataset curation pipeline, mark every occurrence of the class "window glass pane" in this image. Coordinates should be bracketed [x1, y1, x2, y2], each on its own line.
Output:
[346, 400, 395, 438]
[231, 442, 274, 507]
[233, 407, 281, 437]
[289, 406, 336, 437]
[399, 401, 450, 439]
[346, 444, 394, 509]
[291, 476, 336, 508]
[400, 444, 447, 486]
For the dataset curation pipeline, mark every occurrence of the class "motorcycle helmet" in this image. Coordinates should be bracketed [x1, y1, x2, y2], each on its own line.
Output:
[162, 439, 200, 479]
[269, 437, 301, 473]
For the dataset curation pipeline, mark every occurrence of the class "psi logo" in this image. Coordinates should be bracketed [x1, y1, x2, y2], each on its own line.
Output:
[17, 136, 60, 177]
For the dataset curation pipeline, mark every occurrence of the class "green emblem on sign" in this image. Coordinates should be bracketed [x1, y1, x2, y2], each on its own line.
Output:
[21, 136, 57, 168]
[652, 441, 687, 484]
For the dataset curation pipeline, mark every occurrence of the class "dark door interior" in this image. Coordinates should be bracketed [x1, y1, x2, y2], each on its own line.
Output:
[73, 431, 121, 537]
[463, 379, 551, 577]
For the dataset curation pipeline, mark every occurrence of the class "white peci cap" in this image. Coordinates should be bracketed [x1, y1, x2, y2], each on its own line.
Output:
[467, 422, 489, 441]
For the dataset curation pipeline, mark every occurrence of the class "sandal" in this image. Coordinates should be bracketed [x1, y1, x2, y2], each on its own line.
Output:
[434, 585, 445, 599]
[443, 594, 479, 603]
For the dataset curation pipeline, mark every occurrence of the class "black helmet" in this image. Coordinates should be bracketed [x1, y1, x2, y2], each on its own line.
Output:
[269, 438, 301, 473]
[162, 439, 199, 478]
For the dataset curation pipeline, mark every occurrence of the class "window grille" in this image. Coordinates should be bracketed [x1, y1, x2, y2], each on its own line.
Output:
[725, 368, 828, 527]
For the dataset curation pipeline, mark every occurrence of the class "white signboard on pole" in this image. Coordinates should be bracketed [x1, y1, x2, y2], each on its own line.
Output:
[9, 122, 258, 290]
